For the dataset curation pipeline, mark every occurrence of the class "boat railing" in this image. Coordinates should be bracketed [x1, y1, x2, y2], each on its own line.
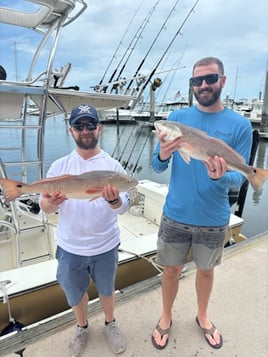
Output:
[0, 150, 53, 268]
[0, 0, 135, 269]
[0, 62, 72, 92]
[0, 1, 87, 180]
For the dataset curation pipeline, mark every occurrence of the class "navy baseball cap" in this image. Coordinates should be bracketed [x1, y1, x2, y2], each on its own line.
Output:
[69, 104, 99, 126]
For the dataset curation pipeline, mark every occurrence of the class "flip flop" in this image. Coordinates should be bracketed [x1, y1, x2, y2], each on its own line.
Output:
[195, 316, 223, 349]
[151, 319, 172, 350]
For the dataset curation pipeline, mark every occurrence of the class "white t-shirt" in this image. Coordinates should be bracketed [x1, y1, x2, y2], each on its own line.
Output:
[46, 150, 130, 256]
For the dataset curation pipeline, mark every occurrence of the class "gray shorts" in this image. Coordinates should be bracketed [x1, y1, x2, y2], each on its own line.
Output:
[56, 245, 118, 307]
[156, 214, 227, 270]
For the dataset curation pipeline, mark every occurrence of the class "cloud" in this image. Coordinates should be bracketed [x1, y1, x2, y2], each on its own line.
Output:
[0, 0, 267, 101]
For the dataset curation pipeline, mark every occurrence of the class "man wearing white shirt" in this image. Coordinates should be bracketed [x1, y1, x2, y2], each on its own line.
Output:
[40, 104, 128, 356]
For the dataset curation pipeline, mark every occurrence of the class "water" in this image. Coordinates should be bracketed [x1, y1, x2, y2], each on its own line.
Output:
[1, 116, 268, 238]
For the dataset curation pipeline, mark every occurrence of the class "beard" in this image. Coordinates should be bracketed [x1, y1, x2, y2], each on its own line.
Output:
[73, 135, 98, 150]
[194, 86, 222, 107]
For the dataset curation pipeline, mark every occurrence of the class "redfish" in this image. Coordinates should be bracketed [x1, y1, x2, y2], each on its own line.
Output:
[0, 170, 138, 203]
[154, 120, 268, 192]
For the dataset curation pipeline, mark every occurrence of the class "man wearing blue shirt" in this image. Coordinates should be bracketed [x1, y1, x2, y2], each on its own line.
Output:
[151, 57, 252, 350]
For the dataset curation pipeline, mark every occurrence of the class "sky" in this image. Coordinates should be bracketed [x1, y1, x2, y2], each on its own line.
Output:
[0, 0, 267, 105]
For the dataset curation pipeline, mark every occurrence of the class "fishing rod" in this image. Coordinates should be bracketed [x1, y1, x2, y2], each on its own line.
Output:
[126, 0, 180, 92]
[108, 0, 161, 92]
[98, 0, 144, 87]
[122, 126, 145, 170]
[117, 124, 137, 163]
[91, 65, 185, 92]
[131, 126, 152, 176]
[111, 123, 135, 159]
[111, 124, 127, 158]
[131, 0, 200, 108]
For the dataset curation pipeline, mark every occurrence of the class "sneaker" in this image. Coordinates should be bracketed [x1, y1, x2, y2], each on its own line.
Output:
[105, 320, 126, 354]
[68, 325, 89, 357]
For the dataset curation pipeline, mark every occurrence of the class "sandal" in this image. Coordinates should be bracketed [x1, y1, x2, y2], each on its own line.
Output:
[195, 316, 223, 349]
[151, 319, 172, 350]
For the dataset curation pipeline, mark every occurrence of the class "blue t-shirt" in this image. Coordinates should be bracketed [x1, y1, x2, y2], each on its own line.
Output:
[152, 106, 252, 226]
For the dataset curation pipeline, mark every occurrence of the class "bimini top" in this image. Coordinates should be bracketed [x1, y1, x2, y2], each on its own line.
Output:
[0, 0, 87, 31]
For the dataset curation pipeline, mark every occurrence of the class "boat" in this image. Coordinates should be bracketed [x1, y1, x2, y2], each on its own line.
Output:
[135, 100, 190, 126]
[3, 232, 266, 357]
[0, 0, 250, 348]
[0, 1, 134, 121]
[233, 98, 263, 126]
[99, 108, 136, 124]
[0, 0, 133, 338]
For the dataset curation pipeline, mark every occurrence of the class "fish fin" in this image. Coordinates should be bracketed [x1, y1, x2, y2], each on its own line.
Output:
[32, 175, 74, 184]
[0, 178, 26, 203]
[179, 151, 191, 164]
[178, 142, 194, 164]
[248, 167, 268, 191]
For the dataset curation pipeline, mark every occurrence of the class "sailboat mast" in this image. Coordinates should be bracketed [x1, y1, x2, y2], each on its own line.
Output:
[14, 41, 18, 81]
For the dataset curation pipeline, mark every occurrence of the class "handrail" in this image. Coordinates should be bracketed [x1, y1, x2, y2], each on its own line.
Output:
[62, 0, 87, 27]
[0, 73, 47, 86]
[0, 221, 17, 234]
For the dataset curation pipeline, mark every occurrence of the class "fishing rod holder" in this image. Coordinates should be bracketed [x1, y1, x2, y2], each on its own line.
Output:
[0, 279, 12, 304]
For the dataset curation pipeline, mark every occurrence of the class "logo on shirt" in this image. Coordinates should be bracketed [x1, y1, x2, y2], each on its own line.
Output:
[215, 130, 232, 138]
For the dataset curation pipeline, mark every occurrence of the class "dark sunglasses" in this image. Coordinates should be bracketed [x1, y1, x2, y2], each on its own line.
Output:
[72, 122, 98, 131]
[190, 73, 223, 87]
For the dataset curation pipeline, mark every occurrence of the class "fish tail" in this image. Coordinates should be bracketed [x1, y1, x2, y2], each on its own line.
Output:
[0, 178, 25, 203]
[248, 167, 268, 191]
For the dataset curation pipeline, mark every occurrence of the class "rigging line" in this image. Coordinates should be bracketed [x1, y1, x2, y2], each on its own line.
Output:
[122, 126, 145, 169]
[154, 46, 184, 101]
[126, 0, 181, 91]
[159, 45, 187, 103]
[98, 0, 144, 86]
[133, 0, 200, 107]
[118, 124, 137, 162]
[108, 0, 161, 90]
[150, 50, 173, 102]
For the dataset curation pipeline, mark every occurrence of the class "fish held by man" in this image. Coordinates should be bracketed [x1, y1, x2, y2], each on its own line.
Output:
[154, 120, 268, 192]
[0, 170, 138, 203]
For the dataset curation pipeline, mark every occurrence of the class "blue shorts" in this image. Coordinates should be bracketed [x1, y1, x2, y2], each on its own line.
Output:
[156, 214, 227, 270]
[56, 245, 119, 307]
